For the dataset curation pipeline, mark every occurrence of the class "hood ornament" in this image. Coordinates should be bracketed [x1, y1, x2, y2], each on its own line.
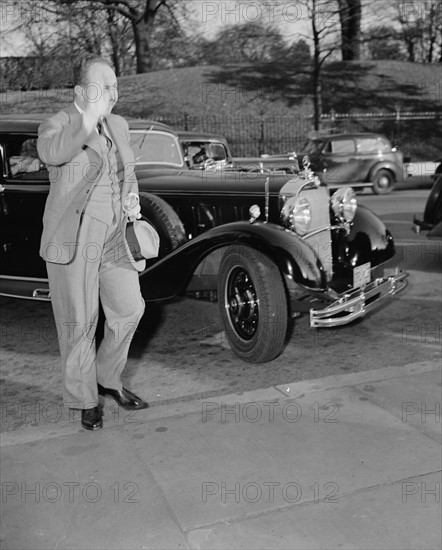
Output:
[297, 154, 320, 191]
[302, 155, 311, 172]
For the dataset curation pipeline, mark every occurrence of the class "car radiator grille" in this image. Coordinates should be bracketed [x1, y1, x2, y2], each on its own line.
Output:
[301, 187, 333, 279]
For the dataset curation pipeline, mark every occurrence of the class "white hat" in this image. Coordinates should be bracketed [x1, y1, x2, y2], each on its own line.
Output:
[125, 220, 160, 266]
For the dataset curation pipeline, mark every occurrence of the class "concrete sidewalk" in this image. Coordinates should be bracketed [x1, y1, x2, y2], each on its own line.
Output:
[1, 361, 441, 549]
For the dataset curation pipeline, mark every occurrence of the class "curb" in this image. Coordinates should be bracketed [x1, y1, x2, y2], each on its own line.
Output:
[2, 360, 439, 448]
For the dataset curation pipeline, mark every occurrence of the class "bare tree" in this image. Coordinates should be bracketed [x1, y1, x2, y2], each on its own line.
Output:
[395, 0, 442, 63]
[203, 22, 288, 64]
[6, 0, 181, 74]
[338, 0, 362, 60]
[88, 0, 179, 73]
[290, 0, 341, 129]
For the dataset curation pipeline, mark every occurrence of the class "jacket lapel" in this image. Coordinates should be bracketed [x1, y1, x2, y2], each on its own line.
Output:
[105, 115, 137, 198]
[105, 116, 131, 165]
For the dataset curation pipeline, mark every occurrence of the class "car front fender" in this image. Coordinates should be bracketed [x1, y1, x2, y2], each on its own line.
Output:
[139, 221, 328, 301]
[333, 204, 396, 270]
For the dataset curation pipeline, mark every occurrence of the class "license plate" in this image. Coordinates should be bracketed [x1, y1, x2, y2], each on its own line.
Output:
[353, 262, 371, 288]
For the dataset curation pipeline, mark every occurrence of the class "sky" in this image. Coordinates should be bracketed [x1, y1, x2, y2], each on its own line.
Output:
[0, 0, 401, 57]
[0, 0, 315, 57]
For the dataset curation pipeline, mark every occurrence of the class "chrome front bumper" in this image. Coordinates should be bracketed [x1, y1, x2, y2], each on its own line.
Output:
[310, 268, 408, 328]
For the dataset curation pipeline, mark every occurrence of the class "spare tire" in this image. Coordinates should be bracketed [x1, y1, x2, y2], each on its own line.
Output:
[139, 192, 187, 260]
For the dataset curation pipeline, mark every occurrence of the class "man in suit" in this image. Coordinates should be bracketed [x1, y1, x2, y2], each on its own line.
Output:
[37, 55, 148, 431]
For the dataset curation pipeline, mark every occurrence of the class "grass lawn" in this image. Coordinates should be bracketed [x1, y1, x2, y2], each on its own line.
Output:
[1, 60, 440, 159]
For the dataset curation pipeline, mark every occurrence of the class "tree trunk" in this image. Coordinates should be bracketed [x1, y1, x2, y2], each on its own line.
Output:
[406, 38, 415, 62]
[312, 63, 322, 130]
[107, 9, 121, 76]
[132, 16, 155, 73]
[338, 0, 361, 61]
[311, 1, 322, 130]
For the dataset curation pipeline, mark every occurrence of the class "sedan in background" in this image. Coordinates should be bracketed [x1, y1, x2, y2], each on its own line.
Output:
[301, 132, 404, 194]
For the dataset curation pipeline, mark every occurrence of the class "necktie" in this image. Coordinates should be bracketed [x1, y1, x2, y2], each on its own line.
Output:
[97, 119, 112, 150]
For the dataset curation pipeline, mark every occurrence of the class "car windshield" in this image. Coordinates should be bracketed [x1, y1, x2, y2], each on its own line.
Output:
[301, 139, 324, 154]
[130, 130, 184, 167]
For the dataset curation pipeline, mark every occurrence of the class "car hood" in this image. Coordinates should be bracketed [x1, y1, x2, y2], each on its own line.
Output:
[136, 168, 309, 195]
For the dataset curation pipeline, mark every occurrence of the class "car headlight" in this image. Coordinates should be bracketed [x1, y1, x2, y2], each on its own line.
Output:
[281, 196, 311, 235]
[331, 188, 357, 223]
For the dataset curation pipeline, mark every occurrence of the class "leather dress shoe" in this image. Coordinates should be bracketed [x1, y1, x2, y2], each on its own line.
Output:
[97, 383, 148, 410]
[81, 407, 103, 430]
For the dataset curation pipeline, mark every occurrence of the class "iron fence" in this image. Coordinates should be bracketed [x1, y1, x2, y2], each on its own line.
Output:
[158, 111, 441, 161]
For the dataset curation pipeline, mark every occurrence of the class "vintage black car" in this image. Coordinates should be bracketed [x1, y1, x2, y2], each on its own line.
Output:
[0, 115, 407, 363]
[413, 173, 442, 238]
[178, 130, 299, 175]
[302, 132, 404, 195]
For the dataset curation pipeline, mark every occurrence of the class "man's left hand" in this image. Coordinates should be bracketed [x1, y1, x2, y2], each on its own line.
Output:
[123, 192, 142, 221]
[126, 203, 141, 221]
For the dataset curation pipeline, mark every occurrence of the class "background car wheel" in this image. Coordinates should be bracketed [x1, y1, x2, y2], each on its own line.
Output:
[139, 192, 187, 259]
[372, 169, 394, 195]
[218, 245, 288, 363]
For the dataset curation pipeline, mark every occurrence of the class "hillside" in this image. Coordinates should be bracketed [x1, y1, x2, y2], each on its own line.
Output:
[1, 61, 440, 158]
[1, 61, 440, 118]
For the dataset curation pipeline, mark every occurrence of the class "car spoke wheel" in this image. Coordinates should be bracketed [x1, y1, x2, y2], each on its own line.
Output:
[372, 169, 394, 195]
[218, 245, 288, 363]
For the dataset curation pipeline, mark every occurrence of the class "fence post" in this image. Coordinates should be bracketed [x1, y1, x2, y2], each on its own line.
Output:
[259, 119, 265, 155]
[394, 106, 400, 145]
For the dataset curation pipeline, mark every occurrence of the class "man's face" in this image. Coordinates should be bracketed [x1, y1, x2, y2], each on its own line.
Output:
[81, 62, 118, 115]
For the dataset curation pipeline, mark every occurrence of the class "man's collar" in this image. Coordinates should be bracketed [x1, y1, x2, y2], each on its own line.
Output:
[74, 101, 84, 114]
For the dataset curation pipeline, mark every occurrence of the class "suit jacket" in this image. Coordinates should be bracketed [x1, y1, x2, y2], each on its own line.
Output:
[37, 105, 145, 271]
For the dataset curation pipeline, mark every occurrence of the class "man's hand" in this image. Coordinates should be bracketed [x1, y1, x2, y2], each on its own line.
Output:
[123, 192, 141, 221]
[126, 203, 141, 222]
[82, 85, 109, 134]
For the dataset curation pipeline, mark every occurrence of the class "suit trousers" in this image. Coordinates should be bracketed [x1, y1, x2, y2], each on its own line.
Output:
[46, 213, 145, 409]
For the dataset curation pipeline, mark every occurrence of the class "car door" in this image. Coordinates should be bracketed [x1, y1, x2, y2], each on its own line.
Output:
[0, 134, 49, 294]
[320, 137, 360, 186]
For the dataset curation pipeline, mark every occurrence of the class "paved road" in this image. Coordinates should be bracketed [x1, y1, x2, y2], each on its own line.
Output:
[1, 190, 440, 432]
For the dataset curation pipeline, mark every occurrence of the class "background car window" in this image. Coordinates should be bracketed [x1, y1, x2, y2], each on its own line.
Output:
[185, 141, 228, 166]
[207, 143, 227, 161]
[356, 137, 391, 153]
[130, 131, 183, 166]
[7, 137, 47, 179]
[330, 139, 356, 154]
